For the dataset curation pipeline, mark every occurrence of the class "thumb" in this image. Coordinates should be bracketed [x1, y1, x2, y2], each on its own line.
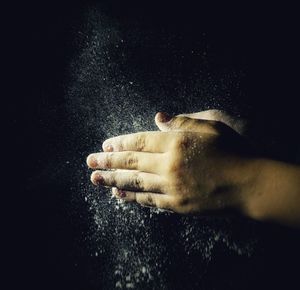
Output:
[155, 112, 203, 132]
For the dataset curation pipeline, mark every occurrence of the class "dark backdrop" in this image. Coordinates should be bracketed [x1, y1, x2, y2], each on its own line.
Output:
[14, 1, 300, 289]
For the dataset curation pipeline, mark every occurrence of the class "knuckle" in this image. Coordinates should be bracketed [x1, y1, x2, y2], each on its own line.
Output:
[166, 155, 184, 175]
[168, 160, 180, 173]
[125, 152, 138, 168]
[135, 134, 146, 151]
[118, 139, 124, 151]
[131, 173, 144, 190]
[105, 153, 113, 168]
[136, 193, 153, 206]
[173, 137, 183, 151]
[108, 172, 117, 186]
[167, 139, 188, 173]
[146, 193, 154, 205]
[177, 134, 191, 150]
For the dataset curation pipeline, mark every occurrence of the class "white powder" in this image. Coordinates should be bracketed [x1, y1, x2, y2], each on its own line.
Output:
[65, 7, 257, 289]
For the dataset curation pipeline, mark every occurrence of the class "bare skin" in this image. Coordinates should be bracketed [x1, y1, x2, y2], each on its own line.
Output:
[87, 111, 300, 228]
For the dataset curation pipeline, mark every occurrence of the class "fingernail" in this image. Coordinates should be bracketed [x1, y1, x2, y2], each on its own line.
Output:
[118, 189, 126, 198]
[157, 112, 172, 123]
[94, 175, 104, 185]
[103, 143, 113, 152]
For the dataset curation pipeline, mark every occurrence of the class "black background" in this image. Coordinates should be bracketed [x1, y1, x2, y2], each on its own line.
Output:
[10, 1, 300, 289]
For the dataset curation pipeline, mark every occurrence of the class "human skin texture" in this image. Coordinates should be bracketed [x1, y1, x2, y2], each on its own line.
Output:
[87, 111, 300, 228]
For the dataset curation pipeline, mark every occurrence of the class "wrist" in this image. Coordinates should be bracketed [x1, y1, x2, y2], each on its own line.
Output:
[236, 158, 300, 226]
[215, 156, 266, 216]
[235, 158, 268, 219]
[214, 157, 263, 213]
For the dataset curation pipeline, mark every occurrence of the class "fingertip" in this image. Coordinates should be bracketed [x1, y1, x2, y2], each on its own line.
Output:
[102, 140, 113, 152]
[86, 154, 97, 168]
[90, 171, 97, 185]
[155, 112, 172, 123]
[90, 171, 104, 185]
[154, 112, 161, 122]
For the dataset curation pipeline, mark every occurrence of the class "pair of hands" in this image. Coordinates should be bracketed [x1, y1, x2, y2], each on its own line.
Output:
[86, 110, 256, 215]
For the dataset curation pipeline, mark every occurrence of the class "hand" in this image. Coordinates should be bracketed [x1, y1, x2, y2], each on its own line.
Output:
[86, 112, 256, 214]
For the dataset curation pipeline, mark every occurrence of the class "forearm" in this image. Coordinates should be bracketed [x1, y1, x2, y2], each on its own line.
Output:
[241, 158, 300, 227]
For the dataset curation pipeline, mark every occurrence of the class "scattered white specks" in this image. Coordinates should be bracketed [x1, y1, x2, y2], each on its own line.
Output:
[116, 281, 122, 288]
[126, 282, 135, 288]
[66, 7, 256, 289]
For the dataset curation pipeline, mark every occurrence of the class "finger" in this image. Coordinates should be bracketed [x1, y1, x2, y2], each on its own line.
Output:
[87, 151, 166, 174]
[90, 170, 166, 193]
[112, 187, 136, 201]
[102, 131, 171, 153]
[112, 188, 174, 210]
[136, 192, 173, 210]
[176, 110, 246, 134]
[155, 112, 218, 133]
